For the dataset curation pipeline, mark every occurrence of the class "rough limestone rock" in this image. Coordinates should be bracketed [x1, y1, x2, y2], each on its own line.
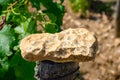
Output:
[20, 28, 98, 62]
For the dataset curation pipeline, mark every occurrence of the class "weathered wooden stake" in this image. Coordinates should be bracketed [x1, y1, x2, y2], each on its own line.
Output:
[116, 0, 120, 37]
[34, 60, 80, 80]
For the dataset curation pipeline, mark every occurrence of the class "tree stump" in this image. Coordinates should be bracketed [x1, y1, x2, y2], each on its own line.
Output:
[34, 60, 79, 80]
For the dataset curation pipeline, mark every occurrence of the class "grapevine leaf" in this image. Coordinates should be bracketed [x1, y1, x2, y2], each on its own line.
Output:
[0, 0, 10, 5]
[60, 0, 64, 4]
[13, 53, 35, 80]
[0, 0, 16, 5]
[7, 13, 26, 26]
[21, 17, 37, 34]
[41, 0, 65, 28]
[14, 17, 37, 39]
[30, 0, 40, 10]
[46, 13, 57, 23]
[0, 57, 9, 78]
[45, 22, 58, 33]
[5, 52, 35, 80]
[69, 0, 89, 16]
[0, 0, 65, 80]
[9, 51, 21, 67]
[27, 18, 37, 33]
[0, 25, 15, 58]
[36, 13, 45, 22]
[14, 25, 25, 34]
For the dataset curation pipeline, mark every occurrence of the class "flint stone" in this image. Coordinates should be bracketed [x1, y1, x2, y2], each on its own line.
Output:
[20, 28, 98, 62]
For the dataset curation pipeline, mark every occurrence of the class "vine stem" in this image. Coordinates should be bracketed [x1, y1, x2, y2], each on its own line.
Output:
[7, 0, 18, 13]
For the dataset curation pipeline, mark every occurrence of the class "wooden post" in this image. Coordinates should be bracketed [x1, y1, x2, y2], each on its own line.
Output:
[116, 0, 120, 37]
[34, 60, 80, 80]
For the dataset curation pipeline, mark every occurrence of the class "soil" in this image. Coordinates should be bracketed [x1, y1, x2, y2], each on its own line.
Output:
[62, 0, 120, 80]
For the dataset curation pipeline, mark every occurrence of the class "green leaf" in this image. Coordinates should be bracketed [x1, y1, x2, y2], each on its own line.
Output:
[30, 0, 40, 10]
[60, 0, 64, 4]
[7, 13, 26, 26]
[6, 5, 31, 26]
[14, 25, 27, 40]
[13, 53, 35, 80]
[14, 25, 25, 34]
[0, 0, 16, 5]
[0, 57, 9, 78]
[0, 0, 65, 79]
[21, 17, 37, 33]
[36, 13, 45, 22]
[1, 67, 16, 80]
[0, 25, 15, 58]
[45, 22, 58, 33]
[0, 0, 10, 5]
[3, 52, 36, 80]
[27, 18, 37, 33]
[69, 0, 89, 16]
[46, 13, 57, 23]
[40, 0, 65, 29]
[9, 51, 20, 67]
[14, 17, 37, 39]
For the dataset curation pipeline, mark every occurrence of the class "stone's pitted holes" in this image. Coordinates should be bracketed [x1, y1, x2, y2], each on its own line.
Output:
[20, 28, 98, 63]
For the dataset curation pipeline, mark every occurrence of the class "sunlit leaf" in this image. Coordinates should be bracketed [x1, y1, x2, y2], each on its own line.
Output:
[0, 25, 15, 58]
[45, 22, 58, 33]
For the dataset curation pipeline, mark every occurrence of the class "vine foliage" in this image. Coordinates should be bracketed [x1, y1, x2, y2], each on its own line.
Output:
[0, 0, 65, 80]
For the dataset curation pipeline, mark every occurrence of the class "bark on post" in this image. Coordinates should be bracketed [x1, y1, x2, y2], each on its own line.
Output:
[34, 61, 79, 80]
[116, 0, 120, 37]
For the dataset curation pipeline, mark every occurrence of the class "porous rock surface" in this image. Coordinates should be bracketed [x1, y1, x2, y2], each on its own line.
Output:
[20, 28, 98, 62]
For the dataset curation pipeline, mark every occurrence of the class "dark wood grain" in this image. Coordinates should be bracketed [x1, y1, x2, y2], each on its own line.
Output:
[34, 60, 79, 80]
[116, 0, 120, 37]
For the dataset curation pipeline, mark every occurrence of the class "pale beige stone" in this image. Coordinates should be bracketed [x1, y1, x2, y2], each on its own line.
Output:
[20, 28, 98, 62]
